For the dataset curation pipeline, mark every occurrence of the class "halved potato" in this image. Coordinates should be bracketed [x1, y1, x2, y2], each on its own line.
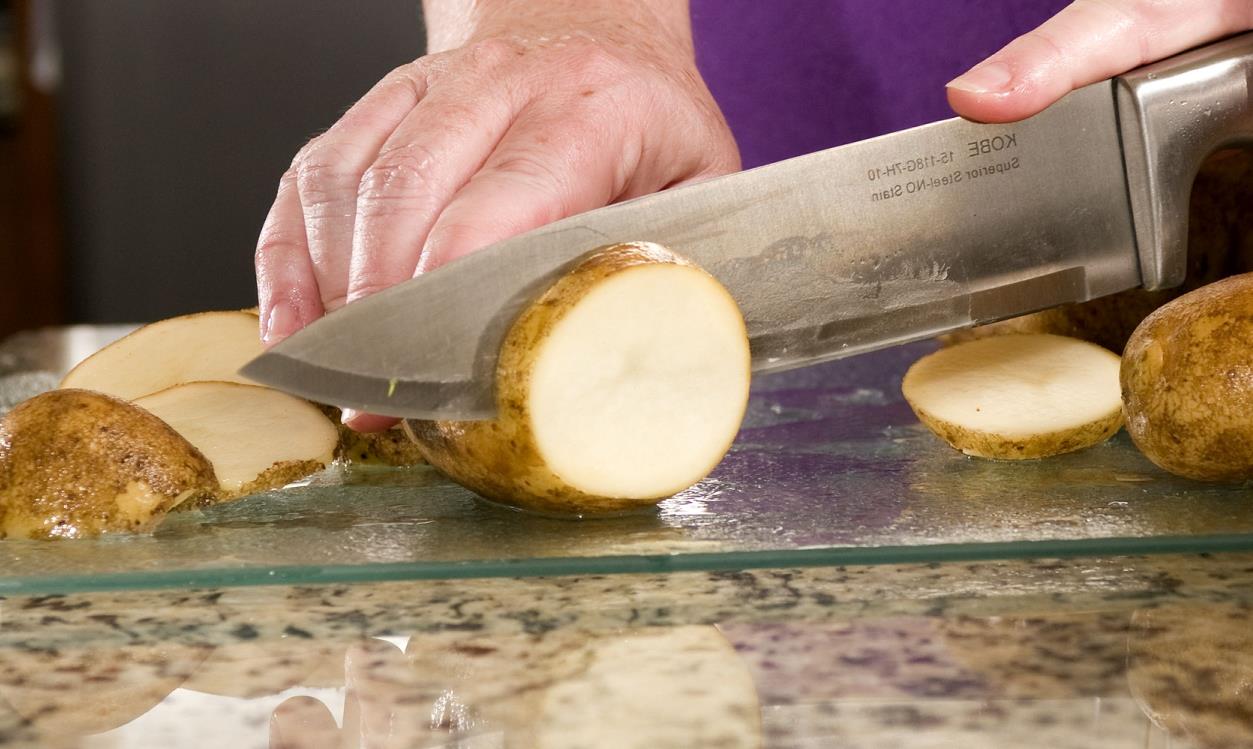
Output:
[902, 334, 1123, 460]
[410, 242, 751, 514]
[60, 310, 263, 400]
[136, 382, 337, 498]
[0, 389, 218, 538]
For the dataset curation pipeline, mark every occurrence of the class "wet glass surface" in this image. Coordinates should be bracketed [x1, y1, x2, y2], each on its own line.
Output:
[2, 327, 1252, 594]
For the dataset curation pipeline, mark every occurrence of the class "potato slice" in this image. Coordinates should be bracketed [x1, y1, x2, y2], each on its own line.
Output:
[136, 382, 337, 498]
[0, 389, 217, 539]
[61, 310, 263, 400]
[410, 242, 751, 514]
[1122, 273, 1253, 481]
[902, 334, 1123, 460]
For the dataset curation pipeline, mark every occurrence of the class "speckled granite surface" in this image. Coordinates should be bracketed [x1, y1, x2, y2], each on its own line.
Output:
[0, 553, 1251, 747]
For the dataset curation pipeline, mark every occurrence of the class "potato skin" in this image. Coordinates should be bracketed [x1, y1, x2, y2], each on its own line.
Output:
[410, 243, 710, 515]
[1122, 273, 1253, 481]
[910, 405, 1123, 461]
[0, 389, 218, 538]
[319, 405, 426, 467]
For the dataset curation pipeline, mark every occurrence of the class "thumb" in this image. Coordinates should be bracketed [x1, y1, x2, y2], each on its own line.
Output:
[946, 0, 1253, 123]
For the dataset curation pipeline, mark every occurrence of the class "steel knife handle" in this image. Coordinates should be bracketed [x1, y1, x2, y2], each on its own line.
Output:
[1117, 32, 1253, 290]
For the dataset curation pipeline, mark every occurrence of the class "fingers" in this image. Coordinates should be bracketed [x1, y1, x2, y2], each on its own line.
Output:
[341, 410, 399, 433]
[947, 0, 1253, 123]
[345, 50, 524, 304]
[292, 65, 432, 313]
[344, 99, 631, 432]
[258, 64, 429, 345]
[416, 99, 631, 274]
[256, 172, 322, 347]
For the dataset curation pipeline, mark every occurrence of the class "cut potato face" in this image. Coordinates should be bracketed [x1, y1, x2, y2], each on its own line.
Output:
[0, 390, 218, 539]
[410, 242, 751, 514]
[529, 262, 749, 498]
[136, 382, 337, 498]
[903, 334, 1123, 460]
[61, 311, 263, 400]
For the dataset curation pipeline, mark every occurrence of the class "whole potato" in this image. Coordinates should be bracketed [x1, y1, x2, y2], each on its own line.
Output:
[1122, 273, 1253, 481]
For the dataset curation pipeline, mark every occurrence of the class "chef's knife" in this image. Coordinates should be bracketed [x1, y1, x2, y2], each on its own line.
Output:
[243, 33, 1253, 420]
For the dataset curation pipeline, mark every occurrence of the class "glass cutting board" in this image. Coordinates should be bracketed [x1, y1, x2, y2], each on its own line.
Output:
[2, 326, 1251, 594]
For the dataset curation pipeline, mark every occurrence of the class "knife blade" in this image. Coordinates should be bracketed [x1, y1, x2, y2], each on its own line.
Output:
[241, 33, 1253, 420]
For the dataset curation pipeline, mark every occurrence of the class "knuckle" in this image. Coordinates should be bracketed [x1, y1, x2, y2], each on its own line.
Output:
[464, 37, 522, 70]
[489, 151, 568, 194]
[358, 144, 440, 205]
[293, 152, 363, 217]
[293, 142, 359, 198]
[289, 137, 322, 169]
[255, 227, 304, 264]
[382, 59, 430, 97]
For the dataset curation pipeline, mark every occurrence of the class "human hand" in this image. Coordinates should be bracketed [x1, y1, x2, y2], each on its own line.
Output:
[947, 0, 1253, 123]
[254, 1, 739, 431]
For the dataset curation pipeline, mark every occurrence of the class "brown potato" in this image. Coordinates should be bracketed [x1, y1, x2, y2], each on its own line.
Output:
[0, 389, 218, 539]
[409, 242, 751, 515]
[1122, 273, 1253, 481]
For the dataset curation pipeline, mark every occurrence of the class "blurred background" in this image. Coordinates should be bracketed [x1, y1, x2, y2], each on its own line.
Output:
[0, 0, 424, 338]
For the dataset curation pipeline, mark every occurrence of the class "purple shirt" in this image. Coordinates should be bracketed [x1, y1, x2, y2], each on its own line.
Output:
[690, 1, 1069, 168]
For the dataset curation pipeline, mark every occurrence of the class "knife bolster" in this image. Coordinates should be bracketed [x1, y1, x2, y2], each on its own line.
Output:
[1116, 32, 1253, 290]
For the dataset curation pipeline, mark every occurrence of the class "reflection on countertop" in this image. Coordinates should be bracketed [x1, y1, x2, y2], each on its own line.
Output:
[0, 553, 1252, 747]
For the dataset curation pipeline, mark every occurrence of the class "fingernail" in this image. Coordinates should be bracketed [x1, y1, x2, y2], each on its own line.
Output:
[341, 407, 361, 425]
[947, 61, 1013, 94]
[262, 301, 298, 346]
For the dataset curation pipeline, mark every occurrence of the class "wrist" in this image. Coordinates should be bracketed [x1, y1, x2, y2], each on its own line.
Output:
[422, 0, 692, 57]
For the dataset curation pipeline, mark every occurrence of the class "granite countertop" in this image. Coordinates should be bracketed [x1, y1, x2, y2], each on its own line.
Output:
[0, 552, 1251, 748]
